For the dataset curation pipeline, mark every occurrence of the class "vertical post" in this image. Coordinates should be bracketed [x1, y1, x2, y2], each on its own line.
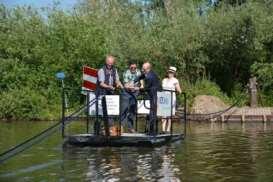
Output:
[102, 96, 110, 137]
[135, 98, 138, 132]
[170, 90, 173, 136]
[119, 95, 122, 136]
[248, 77, 258, 107]
[86, 92, 90, 133]
[183, 92, 187, 137]
[155, 92, 158, 135]
[94, 94, 100, 135]
[61, 80, 65, 138]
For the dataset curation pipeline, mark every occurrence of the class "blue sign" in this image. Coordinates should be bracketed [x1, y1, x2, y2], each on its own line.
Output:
[56, 72, 65, 80]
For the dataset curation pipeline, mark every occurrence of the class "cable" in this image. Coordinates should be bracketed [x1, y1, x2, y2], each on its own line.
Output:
[185, 99, 240, 121]
[0, 98, 96, 164]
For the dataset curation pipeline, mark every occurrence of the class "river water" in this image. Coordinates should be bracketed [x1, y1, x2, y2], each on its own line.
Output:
[1, 121, 273, 181]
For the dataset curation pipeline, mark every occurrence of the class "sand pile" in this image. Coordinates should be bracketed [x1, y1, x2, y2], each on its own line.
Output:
[191, 95, 229, 114]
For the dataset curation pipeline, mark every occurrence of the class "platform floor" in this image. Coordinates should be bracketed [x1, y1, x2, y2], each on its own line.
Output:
[64, 133, 183, 147]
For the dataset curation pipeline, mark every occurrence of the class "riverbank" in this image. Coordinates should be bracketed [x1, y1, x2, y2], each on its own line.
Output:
[189, 95, 273, 122]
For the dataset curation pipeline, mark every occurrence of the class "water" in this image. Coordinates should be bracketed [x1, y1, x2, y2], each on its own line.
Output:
[1, 121, 273, 181]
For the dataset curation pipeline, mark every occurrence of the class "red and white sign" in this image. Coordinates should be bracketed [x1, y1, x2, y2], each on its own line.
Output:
[82, 66, 97, 91]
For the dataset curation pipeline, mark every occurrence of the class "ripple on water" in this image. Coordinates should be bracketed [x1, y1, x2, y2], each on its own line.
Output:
[1, 122, 273, 181]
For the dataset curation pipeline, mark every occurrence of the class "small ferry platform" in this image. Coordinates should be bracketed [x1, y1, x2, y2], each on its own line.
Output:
[64, 133, 184, 147]
[60, 89, 187, 148]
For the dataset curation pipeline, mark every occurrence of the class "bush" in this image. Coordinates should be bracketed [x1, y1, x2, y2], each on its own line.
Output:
[0, 1, 273, 120]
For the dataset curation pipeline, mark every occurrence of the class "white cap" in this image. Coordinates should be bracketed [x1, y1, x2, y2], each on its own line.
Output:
[168, 66, 177, 73]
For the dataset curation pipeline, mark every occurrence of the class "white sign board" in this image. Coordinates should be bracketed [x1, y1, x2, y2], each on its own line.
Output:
[105, 95, 120, 115]
[88, 93, 120, 116]
[157, 91, 174, 117]
[137, 100, 150, 114]
[88, 92, 174, 117]
[89, 93, 102, 115]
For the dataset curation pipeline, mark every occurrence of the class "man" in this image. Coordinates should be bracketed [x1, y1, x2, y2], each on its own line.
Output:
[121, 61, 143, 133]
[137, 62, 161, 135]
[97, 55, 123, 95]
[95, 55, 123, 136]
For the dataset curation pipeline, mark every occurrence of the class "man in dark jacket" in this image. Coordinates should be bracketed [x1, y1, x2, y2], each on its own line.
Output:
[138, 62, 161, 135]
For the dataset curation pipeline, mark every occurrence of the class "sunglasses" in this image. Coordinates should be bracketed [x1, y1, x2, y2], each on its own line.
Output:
[130, 66, 137, 69]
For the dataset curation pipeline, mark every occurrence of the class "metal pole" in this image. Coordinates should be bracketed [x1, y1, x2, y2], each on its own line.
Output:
[86, 92, 90, 133]
[183, 92, 187, 137]
[170, 90, 173, 136]
[155, 93, 158, 135]
[119, 94, 122, 136]
[135, 97, 138, 132]
[61, 80, 65, 138]
[102, 96, 110, 137]
[94, 94, 100, 135]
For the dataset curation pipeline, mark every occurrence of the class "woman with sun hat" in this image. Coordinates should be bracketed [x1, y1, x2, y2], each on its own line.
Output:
[161, 66, 182, 133]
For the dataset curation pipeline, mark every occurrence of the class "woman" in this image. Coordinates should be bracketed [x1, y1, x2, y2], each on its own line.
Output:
[161, 66, 182, 133]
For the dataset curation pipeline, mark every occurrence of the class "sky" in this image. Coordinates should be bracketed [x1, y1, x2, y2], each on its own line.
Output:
[0, 0, 79, 10]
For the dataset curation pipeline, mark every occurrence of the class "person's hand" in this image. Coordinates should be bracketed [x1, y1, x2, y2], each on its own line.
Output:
[134, 87, 140, 91]
[119, 84, 124, 89]
[109, 86, 115, 90]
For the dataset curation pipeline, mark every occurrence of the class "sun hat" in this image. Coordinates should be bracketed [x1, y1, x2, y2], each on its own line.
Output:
[168, 66, 177, 73]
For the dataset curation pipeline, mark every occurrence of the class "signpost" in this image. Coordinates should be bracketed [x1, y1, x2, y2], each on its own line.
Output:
[56, 71, 66, 137]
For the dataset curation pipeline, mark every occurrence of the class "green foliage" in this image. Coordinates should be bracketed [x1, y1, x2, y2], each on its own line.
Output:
[251, 63, 273, 106]
[181, 79, 231, 108]
[0, 0, 272, 120]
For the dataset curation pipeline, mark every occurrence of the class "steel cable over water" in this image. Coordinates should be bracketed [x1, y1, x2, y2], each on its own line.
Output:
[176, 100, 240, 121]
[0, 98, 96, 164]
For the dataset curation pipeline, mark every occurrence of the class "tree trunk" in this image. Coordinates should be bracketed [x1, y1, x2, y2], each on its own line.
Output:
[163, 0, 172, 16]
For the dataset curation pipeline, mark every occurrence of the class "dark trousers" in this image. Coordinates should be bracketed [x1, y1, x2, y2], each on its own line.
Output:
[121, 91, 137, 129]
[94, 88, 114, 135]
[148, 91, 157, 135]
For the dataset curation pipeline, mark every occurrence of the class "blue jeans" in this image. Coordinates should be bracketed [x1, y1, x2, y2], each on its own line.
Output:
[121, 91, 138, 130]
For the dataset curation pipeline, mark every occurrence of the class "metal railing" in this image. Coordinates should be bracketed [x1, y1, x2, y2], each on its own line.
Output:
[61, 88, 187, 137]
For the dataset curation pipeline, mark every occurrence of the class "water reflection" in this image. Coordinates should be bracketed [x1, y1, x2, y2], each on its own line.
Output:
[62, 144, 181, 181]
[1, 121, 273, 181]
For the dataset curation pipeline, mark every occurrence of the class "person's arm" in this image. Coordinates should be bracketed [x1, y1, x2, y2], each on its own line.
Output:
[139, 80, 144, 89]
[145, 75, 152, 90]
[132, 70, 143, 90]
[175, 80, 182, 94]
[98, 69, 115, 90]
[135, 73, 145, 82]
[115, 69, 124, 89]
[100, 82, 115, 90]
[123, 71, 133, 89]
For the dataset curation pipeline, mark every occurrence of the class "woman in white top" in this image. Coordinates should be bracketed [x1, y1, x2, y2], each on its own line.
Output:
[161, 66, 182, 133]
